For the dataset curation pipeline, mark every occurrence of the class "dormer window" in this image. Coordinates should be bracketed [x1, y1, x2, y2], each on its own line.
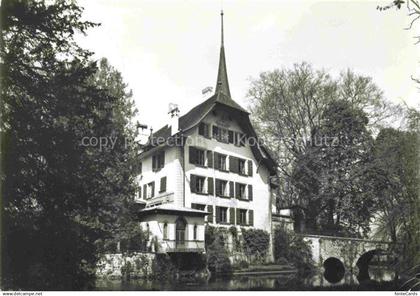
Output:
[152, 151, 165, 172]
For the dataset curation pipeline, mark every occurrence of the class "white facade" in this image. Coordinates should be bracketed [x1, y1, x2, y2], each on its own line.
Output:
[134, 11, 277, 254]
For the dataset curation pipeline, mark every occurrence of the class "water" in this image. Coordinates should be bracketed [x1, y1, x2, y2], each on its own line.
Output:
[95, 266, 398, 291]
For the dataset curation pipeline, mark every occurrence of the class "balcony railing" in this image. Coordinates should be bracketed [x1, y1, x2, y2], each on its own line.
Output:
[162, 240, 205, 253]
[145, 192, 174, 207]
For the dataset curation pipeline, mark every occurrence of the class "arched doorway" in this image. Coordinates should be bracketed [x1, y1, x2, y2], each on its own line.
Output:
[323, 257, 345, 284]
[175, 216, 187, 248]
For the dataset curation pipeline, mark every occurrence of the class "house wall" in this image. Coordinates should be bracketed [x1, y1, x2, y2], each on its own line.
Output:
[183, 109, 272, 234]
[136, 145, 184, 207]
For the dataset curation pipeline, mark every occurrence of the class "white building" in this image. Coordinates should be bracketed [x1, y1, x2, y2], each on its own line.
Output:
[135, 11, 278, 255]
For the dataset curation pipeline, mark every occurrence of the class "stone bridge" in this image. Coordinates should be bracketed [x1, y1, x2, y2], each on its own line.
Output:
[300, 234, 394, 283]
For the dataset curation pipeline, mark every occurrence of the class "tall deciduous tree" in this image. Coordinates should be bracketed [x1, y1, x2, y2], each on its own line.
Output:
[248, 63, 395, 211]
[291, 100, 375, 236]
[1, 0, 139, 290]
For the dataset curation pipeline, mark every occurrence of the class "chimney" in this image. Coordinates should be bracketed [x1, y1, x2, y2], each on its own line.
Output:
[168, 103, 180, 136]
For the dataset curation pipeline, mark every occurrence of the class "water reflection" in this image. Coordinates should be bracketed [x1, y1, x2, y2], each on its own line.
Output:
[95, 266, 396, 291]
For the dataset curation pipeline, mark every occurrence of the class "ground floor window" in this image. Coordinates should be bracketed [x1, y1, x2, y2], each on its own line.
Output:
[176, 217, 187, 247]
[163, 222, 168, 240]
[216, 206, 228, 223]
[193, 225, 197, 240]
[239, 209, 247, 225]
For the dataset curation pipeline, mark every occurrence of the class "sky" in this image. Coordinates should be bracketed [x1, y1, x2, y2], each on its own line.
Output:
[76, 0, 419, 134]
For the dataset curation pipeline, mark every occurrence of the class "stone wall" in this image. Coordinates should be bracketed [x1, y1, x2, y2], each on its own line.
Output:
[96, 252, 156, 279]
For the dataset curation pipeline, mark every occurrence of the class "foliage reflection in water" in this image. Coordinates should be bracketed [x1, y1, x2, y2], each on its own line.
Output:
[95, 267, 397, 291]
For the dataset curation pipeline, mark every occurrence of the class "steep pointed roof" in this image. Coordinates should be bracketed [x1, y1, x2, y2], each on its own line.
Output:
[215, 10, 231, 98]
[140, 11, 277, 174]
[213, 10, 247, 112]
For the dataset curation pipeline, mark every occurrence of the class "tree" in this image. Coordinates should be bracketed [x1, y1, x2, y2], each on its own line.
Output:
[1, 0, 139, 290]
[371, 123, 420, 268]
[291, 100, 375, 236]
[247, 63, 394, 214]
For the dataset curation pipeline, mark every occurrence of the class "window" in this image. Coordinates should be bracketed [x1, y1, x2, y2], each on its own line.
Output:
[147, 182, 155, 199]
[216, 207, 228, 223]
[219, 128, 229, 143]
[189, 147, 205, 166]
[163, 223, 168, 240]
[239, 209, 247, 225]
[159, 176, 167, 193]
[139, 162, 142, 174]
[228, 130, 234, 144]
[236, 183, 247, 199]
[190, 174, 206, 194]
[191, 203, 206, 211]
[238, 159, 246, 175]
[216, 179, 228, 197]
[215, 153, 227, 171]
[212, 125, 229, 143]
[193, 225, 198, 240]
[195, 176, 205, 193]
[152, 152, 165, 172]
[198, 122, 210, 138]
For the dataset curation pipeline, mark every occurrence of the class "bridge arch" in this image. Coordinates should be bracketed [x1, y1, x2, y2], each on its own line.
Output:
[323, 257, 345, 283]
[356, 249, 385, 282]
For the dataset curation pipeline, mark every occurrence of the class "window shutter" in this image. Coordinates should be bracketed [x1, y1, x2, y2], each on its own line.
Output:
[152, 156, 156, 172]
[138, 186, 142, 199]
[214, 153, 219, 170]
[215, 206, 220, 223]
[229, 156, 235, 173]
[234, 157, 239, 173]
[151, 182, 155, 197]
[248, 160, 253, 176]
[248, 210, 254, 226]
[160, 176, 167, 193]
[229, 208, 235, 224]
[207, 177, 214, 195]
[161, 152, 165, 168]
[189, 147, 197, 164]
[143, 184, 147, 199]
[236, 208, 241, 225]
[228, 130, 234, 143]
[212, 126, 219, 139]
[215, 179, 220, 196]
[207, 205, 214, 223]
[207, 151, 213, 168]
[139, 162, 142, 174]
[229, 181, 234, 198]
[235, 183, 240, 199]
[248, 184, 253, 201]
[199, 122, 205, 136]
[204, 123, 210, 138]
[190, 175, 196, 193]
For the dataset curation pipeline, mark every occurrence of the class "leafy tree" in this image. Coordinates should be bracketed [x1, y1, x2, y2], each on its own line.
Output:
[248, 63, 396, 211]
[291, 100, 375, 236]
[1, 0, 139, 290]
[371, 124, 420, 268]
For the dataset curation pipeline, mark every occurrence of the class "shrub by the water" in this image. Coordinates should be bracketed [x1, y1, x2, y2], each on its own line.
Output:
[206, 235, 232, 275]
[273, 225, 315, 274]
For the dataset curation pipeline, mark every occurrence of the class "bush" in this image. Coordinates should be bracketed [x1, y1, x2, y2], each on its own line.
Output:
[206, 235, 232, 275]
[241, 228, 270, 262]
[273, 226, 315, 274]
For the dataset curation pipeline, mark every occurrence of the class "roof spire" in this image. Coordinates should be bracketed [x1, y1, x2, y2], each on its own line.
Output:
[215, 10, 231, 98]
